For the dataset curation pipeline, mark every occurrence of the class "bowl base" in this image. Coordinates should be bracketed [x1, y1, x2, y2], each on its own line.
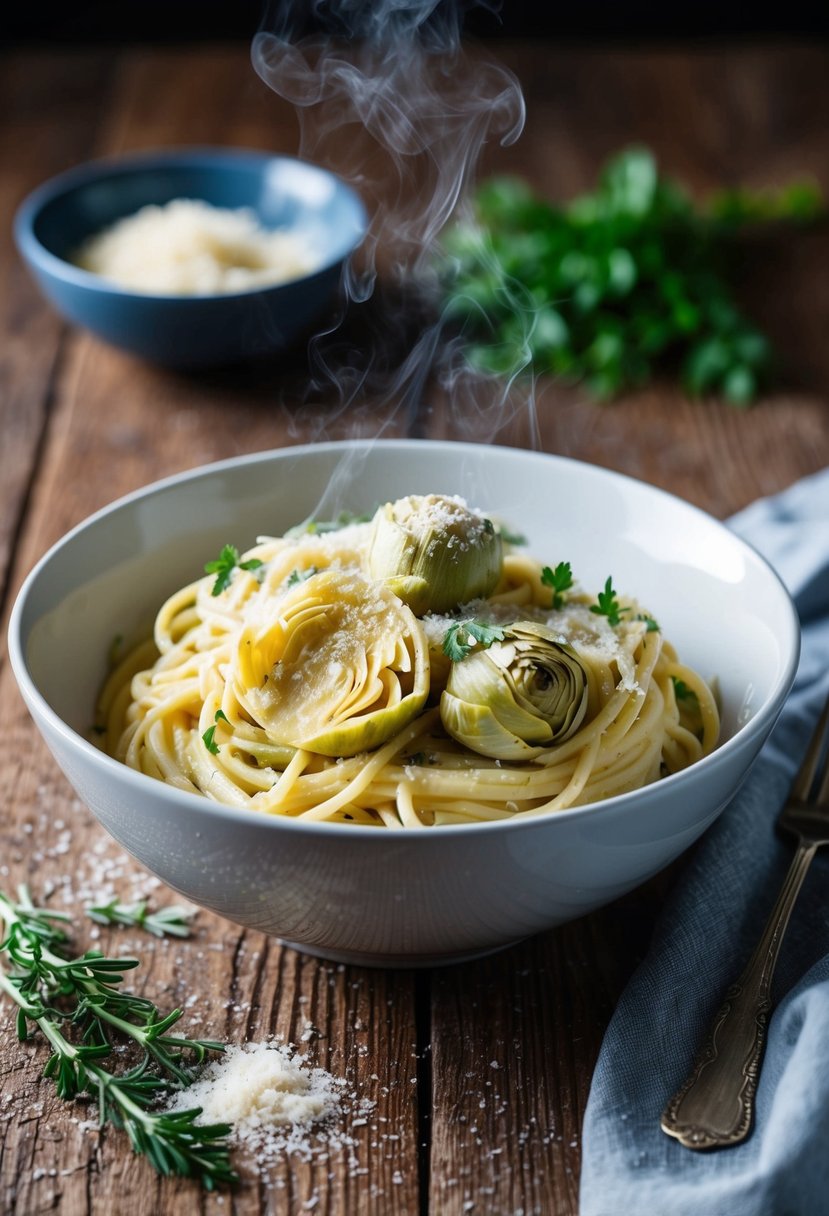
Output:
[277, 936, 524, 970]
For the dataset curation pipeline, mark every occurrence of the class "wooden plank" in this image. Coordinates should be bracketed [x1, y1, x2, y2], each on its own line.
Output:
[0, 52, 116, 614]
[422, 378, 829, 518]
[428, 900, 661, 1216]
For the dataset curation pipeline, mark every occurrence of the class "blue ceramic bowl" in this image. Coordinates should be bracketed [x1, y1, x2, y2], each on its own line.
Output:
[14, 148, 368, 368]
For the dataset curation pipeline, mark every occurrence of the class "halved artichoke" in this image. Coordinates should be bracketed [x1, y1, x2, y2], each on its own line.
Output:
[440, 621, 589, 760]
[233, 569, 429, 757]
[367, 494, 502, 615]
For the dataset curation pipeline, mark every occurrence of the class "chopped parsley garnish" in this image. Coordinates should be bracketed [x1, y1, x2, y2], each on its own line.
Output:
[202, 709, 229, 755]
[671, 677, 699, 704]
[287, 565, 318, 587]
[498, 527, 527, 547]
[287, 510, 375, 538]
[541, 561, 574, 610]
[401, 744, 435, 763]
[204, 544, 263, 597]
[636, 612, 661, 633]
[590, 576, 628, 627]
[443, 619, 507, 662]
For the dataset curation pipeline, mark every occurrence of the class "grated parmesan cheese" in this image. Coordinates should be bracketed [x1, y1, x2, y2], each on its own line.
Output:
[74, 199, 317, 296]
[165, 1041, 366, 1162]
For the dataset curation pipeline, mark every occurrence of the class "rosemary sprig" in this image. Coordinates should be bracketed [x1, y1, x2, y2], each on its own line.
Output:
[85, 899, 195, 939]
[0, 886, 236, 1189]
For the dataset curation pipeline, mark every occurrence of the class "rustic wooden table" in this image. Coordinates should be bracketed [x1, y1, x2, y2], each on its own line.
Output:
[1, 40, 827, 1216]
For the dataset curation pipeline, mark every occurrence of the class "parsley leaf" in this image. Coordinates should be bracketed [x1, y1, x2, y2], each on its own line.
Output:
[590, 576, 628, 627]
[403, 744, 435, 763]
[636, 612, 661, 633]
[202, 709, 229, 755]
[204, 544, 263, 596]
[541, 561, 574, 609]
[671, 677, 699, 704]
[443, 619, 507, 662]
[499, 528, 527, 546]
[287, 565, 318, 587]
[287, 510, 375, 538]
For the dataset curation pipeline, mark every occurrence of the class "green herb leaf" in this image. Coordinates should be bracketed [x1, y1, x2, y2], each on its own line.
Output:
[443, 619, 507, 662]
[636, 612, 661, 633]
[590, 577, 628, 627]
[497, 527, 527, 547]
[404, 752, 432, 767]
[85, 900, 195, 940]
[204, 545, 263, 597]
[286, 510, 374, 538]
[201, 709, 229, 756]
[671, 676, 699, 704]
[541, 561, 574, 609]
[287, 565, 318, 587]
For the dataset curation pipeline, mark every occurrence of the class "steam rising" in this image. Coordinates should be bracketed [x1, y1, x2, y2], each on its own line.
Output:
[252, 1, 535, 440]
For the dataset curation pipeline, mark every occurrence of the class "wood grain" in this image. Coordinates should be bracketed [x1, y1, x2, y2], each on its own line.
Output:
[1, 41, 827, 1216]
[0, 53, 117, 618]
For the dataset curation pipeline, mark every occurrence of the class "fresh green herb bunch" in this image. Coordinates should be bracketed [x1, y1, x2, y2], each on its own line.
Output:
[0, 886, 236, 1190]
[441, 148, 822, 404]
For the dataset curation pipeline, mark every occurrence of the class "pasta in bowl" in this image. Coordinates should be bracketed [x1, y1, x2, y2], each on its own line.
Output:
[98, 495, 720, 827]
[8, 442, 798, 965]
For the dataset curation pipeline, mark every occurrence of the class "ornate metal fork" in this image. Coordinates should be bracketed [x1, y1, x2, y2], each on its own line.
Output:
[661, 690, 829, 1150]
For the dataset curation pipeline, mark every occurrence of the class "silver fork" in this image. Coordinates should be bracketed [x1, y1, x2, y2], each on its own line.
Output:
[661, 690, 829, 1150]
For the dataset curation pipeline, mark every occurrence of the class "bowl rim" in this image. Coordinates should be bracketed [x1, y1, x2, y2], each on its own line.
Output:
[7, 439, 801, 842]
[13, 145, 369, 303]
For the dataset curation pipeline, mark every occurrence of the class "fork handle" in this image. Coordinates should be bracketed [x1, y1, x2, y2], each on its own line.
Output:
[661, 839, 818, 1150]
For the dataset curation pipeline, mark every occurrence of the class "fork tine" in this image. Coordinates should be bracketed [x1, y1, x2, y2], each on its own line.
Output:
[790, 691, 829, 803]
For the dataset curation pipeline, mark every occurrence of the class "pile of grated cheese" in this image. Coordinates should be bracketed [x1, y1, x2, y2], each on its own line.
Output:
[74, 199, 316, 296]
[166, 1041, 365, 1163]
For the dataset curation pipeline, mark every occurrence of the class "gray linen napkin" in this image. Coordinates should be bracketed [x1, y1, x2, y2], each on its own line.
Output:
[580, 467, 829, 1216]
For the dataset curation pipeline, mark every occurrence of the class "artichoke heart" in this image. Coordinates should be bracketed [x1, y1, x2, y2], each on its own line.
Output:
[440, 622, 589, 760]
[233, 569, 429, 757]
[367, 494, 502, 615]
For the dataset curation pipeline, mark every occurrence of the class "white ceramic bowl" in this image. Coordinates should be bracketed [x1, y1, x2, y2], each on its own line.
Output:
[8, 441, 799, 966]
